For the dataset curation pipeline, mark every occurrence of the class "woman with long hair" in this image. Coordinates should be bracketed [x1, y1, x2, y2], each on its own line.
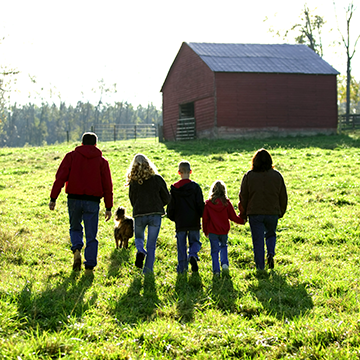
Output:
[239, 148, 288, 270]
[126, 153, 170, 273]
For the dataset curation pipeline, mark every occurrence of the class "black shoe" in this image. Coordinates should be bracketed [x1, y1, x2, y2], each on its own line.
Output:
[189, 256, 198, 272]
[135, 252, 145, 269]
[267, 254, 274, 269]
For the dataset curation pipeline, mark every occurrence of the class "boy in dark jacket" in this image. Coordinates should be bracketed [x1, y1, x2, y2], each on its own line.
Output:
[167, 161, 204, 273]
[49, 132, 113, 275]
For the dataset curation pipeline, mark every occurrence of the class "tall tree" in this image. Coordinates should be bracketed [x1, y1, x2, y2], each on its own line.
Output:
[265, 5, 326, 56]
[292, 5, 325, 56]
[334, 1, 360, 120]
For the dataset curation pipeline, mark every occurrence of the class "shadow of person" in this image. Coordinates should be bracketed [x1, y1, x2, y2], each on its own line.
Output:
[248, 270, 314, 320]
[107, 247, 131, 278]
[175, 272, 204, 323]
[210, 273, 242, 313]
[112, 273, 159, 324]
[16, 271, 97, 331]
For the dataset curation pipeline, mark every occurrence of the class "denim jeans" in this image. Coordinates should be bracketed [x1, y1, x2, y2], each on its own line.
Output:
[134, 214, 162, 273]
[249, 215, 279, 270]
[176, 230, 202, 273]
[209, 233, 229, 274]
[68, 198, 99, 269]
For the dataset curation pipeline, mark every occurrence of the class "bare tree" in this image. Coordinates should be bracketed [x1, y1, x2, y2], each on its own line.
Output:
[264, 5, 326, 57]
[334, 1, 360, 120]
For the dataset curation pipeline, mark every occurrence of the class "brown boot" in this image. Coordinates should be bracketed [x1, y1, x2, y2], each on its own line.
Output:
[73, 249, 81, 271]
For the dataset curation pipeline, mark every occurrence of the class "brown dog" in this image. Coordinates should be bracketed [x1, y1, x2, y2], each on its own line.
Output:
[114, 206, 134, 249]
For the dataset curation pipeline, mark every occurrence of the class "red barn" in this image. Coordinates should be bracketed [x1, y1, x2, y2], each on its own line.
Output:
[161, 42, 339, 140]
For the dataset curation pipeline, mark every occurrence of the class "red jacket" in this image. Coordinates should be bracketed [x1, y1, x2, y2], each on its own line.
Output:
[202, 198, 244, 236]
[50, 145, 113, 209]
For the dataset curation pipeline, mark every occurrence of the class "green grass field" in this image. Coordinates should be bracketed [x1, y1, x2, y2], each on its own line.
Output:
[1, 134, 360, 359]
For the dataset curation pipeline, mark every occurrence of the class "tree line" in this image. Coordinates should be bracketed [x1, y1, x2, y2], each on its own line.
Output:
[0, 101, 162, 147]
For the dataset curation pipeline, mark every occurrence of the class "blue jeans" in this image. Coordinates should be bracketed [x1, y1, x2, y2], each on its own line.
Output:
[209, 233, 228, 274]
[249, 215, 278, 270]
[134, 214, 162, 273]
[176, 230, 202, 273]
[68, 198, 99, 269]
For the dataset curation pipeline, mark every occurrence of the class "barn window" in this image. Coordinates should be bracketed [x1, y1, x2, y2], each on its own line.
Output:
[179, 102, 194, 118]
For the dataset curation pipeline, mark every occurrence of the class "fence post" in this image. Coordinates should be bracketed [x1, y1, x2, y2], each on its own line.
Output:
[114, 125, 116, 142]
[134, 125, 137, 141]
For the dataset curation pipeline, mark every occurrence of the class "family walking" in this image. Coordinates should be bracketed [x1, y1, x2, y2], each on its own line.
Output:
[49, 132, 288, 275]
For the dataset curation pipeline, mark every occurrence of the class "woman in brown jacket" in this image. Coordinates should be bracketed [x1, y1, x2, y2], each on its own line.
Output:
[239, 149, 287, 270]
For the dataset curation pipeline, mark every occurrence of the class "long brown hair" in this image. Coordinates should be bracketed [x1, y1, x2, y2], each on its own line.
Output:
[251, 148, 274, 172]
[209, 180, 228, 206]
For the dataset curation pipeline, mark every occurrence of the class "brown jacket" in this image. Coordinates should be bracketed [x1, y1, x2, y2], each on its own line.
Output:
[239, 169, 287, 218]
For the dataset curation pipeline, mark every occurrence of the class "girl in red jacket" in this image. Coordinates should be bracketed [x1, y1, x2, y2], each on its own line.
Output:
[202, 180, 245, 275]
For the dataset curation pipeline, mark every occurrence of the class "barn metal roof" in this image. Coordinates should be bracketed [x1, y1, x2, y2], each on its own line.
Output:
[187, 42, 339, 75]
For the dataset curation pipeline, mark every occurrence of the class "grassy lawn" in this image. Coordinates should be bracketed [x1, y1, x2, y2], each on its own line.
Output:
[1, 134, 360, 359]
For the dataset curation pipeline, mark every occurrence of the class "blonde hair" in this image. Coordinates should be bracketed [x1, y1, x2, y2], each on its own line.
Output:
[126, 153, 157, 185]
[209, 180, 228, 206]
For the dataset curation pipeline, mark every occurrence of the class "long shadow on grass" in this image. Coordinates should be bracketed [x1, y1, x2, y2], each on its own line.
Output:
[107, 248, 131, 278]
[163, 134, 360, 156]
[175, 272, 204, 323]
[210, 273, 241, 314]
[112, 273, 159, 324]
[16, 272, 97, 331]
[248, 271, 313, 319]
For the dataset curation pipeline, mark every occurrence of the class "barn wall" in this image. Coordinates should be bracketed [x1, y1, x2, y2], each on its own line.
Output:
[208, 72, 338, 138]
[162, 43, 215, 140]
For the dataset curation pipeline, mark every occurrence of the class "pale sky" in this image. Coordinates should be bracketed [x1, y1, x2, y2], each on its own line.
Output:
[1, 0, 359, 109]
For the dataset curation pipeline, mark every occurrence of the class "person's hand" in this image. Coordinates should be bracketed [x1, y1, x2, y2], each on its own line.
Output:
[49, 201, 56, 210]
[105, 210, 112, 222]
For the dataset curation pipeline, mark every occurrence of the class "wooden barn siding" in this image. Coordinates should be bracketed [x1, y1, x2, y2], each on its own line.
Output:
[215, 73, 337, 129]
[162, 43, 215, 140]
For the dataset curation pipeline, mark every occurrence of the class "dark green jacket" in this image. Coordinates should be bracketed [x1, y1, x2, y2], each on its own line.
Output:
[129, 174, 170, 217]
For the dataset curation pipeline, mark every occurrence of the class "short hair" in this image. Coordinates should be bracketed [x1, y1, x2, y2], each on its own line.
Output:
[252, 148, 273, 172]
[82, 132, 98, 145]
[178, 161, 191, 173]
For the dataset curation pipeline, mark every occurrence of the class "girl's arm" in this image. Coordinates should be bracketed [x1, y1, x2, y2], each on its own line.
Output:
[227, 200, 245, 225]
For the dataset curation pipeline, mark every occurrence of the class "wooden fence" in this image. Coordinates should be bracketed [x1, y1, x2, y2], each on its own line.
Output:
[90, 124, 158, 142]
[338, 114, 360, 131]
[175, 118, 196, 140]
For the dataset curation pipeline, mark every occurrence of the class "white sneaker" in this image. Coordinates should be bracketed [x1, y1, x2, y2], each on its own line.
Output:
[222, 264, 229, 273]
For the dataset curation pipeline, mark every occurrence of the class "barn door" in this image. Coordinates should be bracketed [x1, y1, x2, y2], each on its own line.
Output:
[177, 102, 196, 140]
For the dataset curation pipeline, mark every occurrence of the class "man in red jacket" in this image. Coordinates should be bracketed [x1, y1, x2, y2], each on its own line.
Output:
[49, 132, 113, 274]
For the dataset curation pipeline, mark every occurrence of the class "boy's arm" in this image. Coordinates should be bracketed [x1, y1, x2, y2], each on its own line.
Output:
[166, 193, 175, 221]
[202, 205, 209, 236]
[196, 185, 205, 217]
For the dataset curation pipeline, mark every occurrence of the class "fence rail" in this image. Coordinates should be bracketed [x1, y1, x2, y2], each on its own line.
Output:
[338, 114, 360, 131]
[176, 117, 196, 140]
[90, 124, 158, 142]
